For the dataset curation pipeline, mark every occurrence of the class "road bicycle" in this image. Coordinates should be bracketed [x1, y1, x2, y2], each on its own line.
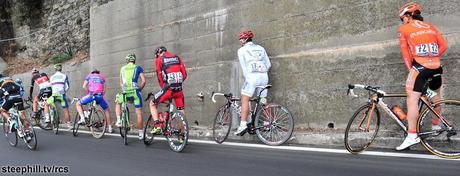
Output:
[2, 102, 37, 150]
[71, 95, 107, 139]
[211, 85, 294, 146]
[118, 92, 131, 145]
[143, 92, 189, 152]
[29, 93, 53, 130]
[345, 82, 459, 158]
[47, 95, 62, 135]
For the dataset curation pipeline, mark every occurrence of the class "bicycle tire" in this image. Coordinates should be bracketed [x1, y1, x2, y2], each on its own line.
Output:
[418, 99, 460, 159]
[72, 113, 80, 137]
[50, 106, 59, 135]
[119, 106, 129, 145]
[255, 103, 294, 146]
[2, 118, 17, 147]
[165, 111, 189, 152]
[344, 103, 380, 154]
[22, 118, 37, 150]
[90, 108, 107, 139]
[35, 110, 52, 130]
[143, 115, 155, 146]
[212, 104, 232, 144]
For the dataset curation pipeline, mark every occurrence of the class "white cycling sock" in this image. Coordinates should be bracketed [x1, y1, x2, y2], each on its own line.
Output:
[240, 121, 248, 127]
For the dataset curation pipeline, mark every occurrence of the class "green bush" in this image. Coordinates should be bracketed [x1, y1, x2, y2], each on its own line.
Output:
[49, 53, 72, 64]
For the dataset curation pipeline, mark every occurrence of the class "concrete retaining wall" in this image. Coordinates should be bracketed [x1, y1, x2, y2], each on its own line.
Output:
[16, 0, 460, 135]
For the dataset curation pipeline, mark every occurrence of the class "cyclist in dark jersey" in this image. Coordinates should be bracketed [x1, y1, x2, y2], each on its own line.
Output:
[29, 69, 52, 120]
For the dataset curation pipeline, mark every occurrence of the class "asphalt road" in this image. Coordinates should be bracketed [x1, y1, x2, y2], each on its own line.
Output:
[0, 129, 459, 176]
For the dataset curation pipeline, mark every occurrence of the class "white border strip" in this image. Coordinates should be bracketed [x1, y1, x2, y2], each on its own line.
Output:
[42, 127, 459, 161]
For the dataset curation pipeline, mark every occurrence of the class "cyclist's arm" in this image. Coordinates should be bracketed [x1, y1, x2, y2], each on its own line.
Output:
[179, 56, 187, 81]
[139, 73, 146, 91]
[82, 80, 88, 93]
[155, 58, 165, 86]
[65, 75, 70, 92]
[263, 48, 271, 70]
[398, 30, 412, 70]
[433, 26, 448, 57]
[238, 49, 248, 78]
[119, 68, 123, 88]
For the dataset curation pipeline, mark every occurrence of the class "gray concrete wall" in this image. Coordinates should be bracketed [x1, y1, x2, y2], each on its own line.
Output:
[16, 0, 460, 133]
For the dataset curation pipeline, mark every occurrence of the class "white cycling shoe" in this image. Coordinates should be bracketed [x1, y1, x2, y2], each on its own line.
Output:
[234, 125, 247, 136]
[396, 133, 420, 151]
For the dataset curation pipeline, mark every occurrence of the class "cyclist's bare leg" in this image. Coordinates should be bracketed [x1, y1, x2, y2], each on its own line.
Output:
[115, 102, 121, 122]
[135, 108, 143, 130]
[33, 96, 39, 112]
[149, 100, 159, 121]
[431, 89, 442, 125]
[76, 102, 84, 118]
[1, 110, 9, 121]
[63, 108, 71, 123]
[407, 90, 422, 133]
[105, 108, 112, 125]
[240, 95, 251, 122]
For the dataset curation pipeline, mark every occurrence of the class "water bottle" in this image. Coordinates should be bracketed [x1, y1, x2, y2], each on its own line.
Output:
[391, 105, 407, 121]
[426, 88, 437, 99]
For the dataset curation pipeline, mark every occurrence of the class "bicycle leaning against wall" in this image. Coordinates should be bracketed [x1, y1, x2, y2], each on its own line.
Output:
[211, 85, 294, 146]
[344, 81, 460, 159]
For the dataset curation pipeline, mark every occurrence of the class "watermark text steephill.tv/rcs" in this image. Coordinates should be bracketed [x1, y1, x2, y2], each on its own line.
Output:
[2, 165, 69, 175]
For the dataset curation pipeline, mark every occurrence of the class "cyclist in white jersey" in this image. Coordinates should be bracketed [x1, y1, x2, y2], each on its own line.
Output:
[235, 30, 271, 135]
[47, 64, 72, 128]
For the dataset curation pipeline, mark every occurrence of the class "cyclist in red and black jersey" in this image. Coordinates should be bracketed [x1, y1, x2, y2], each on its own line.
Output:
[29, 69, 52, 119]
[149, 46, 187, 134]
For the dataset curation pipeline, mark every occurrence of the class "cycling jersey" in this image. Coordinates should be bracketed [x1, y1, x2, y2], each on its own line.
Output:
[0, 77, 24, 111]
[398, 20, 448, 70]
[238, 42, 271, 97]
[50, 71, 69, 95]
[120, 63, 144, 91]
[237, 42, 271, 79]
[85, 73, 105, 94]
[155, 51, 187, 91]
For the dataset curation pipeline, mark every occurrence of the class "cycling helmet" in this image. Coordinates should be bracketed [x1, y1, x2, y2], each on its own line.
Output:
[399, 2, 422, 19]
[155, 46, 167, 57]
[54, 64, 62, 71]
[32, 68, 39, 74]
[91, 68, 100, 74]
[126, 54, 136, 62]
[15, 78, 22, 85]
[239, 30, 254, 40]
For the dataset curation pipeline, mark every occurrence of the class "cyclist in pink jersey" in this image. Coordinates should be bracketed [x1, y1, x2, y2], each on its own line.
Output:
[75, 69, 113, 133]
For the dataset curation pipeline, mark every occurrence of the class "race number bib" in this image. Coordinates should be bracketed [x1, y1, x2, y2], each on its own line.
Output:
[249, 62, 268, 73]
[166, 72, 183, 84]
[416, 43, 439, 57]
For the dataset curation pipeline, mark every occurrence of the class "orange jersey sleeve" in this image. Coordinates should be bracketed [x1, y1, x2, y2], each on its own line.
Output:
[398, 27, 413, 70]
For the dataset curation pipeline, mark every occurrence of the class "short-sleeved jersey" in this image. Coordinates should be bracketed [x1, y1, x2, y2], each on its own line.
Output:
[398, 20, 448, 70]
[120, 63, 144, 91]
[50, 71, 70, 94]
[155, 51, 187, 89]
[85, 73, 105, 94]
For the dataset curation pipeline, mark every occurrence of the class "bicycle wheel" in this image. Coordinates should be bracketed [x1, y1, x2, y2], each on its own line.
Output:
[35, 110, 52, 130]
[213, 104, 232, 144]
[72, 113, 80, 136]
[90, 109, 106, 139]
[2, 118, 17, 147]
[21, 119, 37, 150]
[418, 99, 460, 159]
[344, 103, 380, 154]
[255, 103, 294, 146]
[143, 115, 155, 146]
[119, 107, 129, 145]
[50, 106, 59, 135]
[165, 111, 189, 152]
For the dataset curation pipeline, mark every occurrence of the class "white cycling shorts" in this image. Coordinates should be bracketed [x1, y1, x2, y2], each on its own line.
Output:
[241, 74, 268, 97]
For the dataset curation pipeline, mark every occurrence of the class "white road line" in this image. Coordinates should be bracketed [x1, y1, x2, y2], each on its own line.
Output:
[37, 127, 459, 161]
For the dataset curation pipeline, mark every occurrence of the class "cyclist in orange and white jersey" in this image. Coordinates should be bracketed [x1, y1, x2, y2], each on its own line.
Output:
[396, 2, 448, 150]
